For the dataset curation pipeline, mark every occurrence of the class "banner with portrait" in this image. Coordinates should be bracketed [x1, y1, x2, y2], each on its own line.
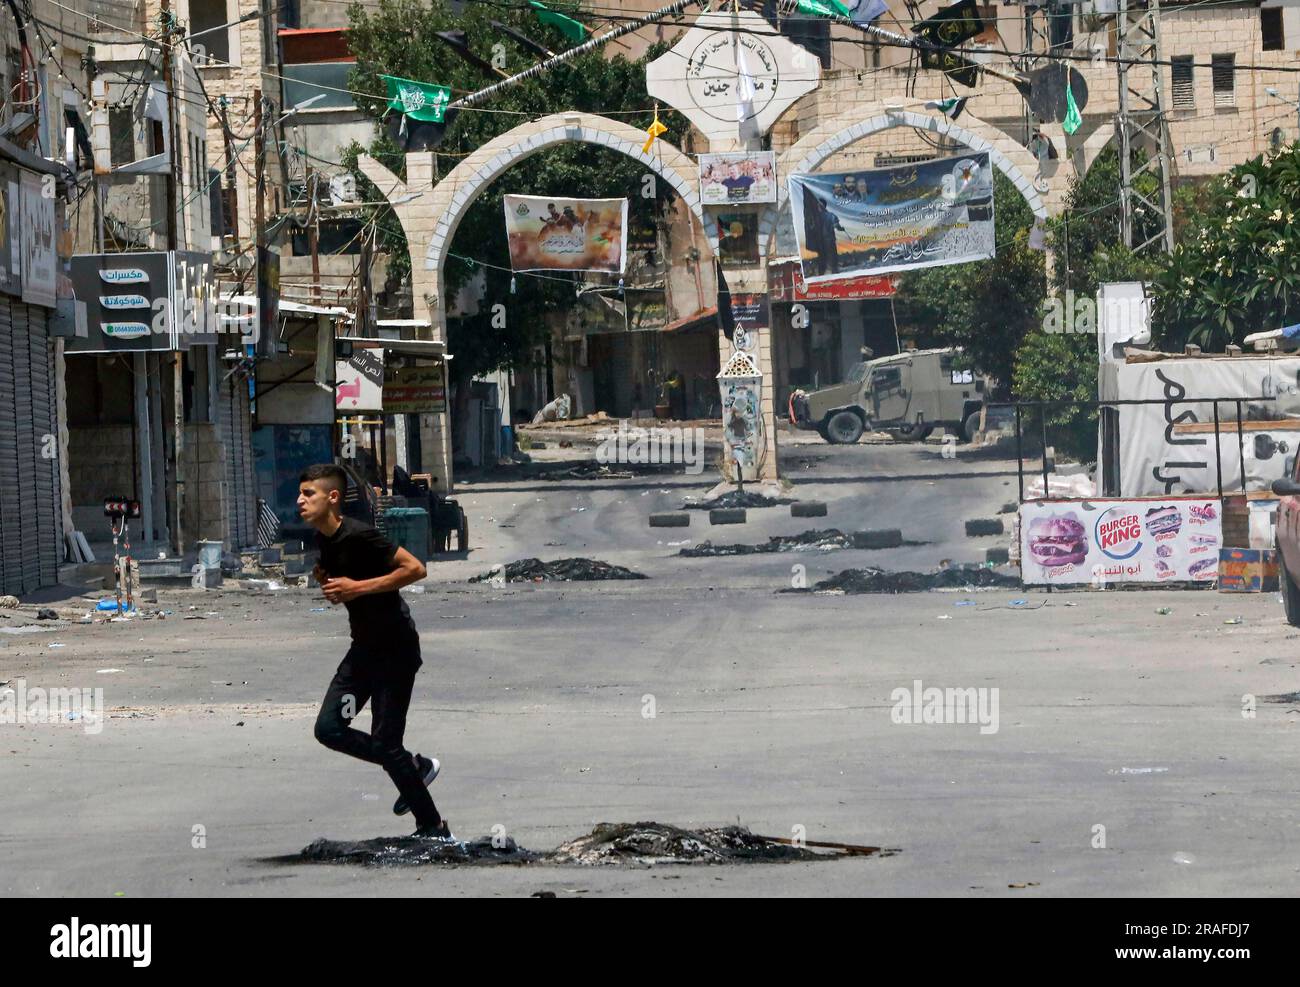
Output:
[504, 194, 628, 274]
[787, 152, 995, 283]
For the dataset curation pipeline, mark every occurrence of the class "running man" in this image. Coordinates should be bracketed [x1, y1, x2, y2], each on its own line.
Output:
[296, 464, 452, 840]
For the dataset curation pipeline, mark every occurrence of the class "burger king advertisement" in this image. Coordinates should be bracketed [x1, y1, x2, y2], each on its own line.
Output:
[1020, 497, 1222, 585]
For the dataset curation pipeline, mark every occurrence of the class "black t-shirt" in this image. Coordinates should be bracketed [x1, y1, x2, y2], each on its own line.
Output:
[316, 516, 420, 656]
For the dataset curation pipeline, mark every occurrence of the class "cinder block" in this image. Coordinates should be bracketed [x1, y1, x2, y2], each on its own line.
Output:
[791, 501, 828, 518]
[649, 512, 690, 528]
[852, 529, 903, 550]
[259, 547, 281, 565]
[965, 518, 1005, 537]
[710, 508, 747, 525]
[283, 556, 308, 576]
[986, 547, 1010, 565]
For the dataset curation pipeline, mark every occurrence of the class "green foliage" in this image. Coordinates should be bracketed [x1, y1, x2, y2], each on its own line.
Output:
[343, 0, 681, 382]
[894, 171, 1045, 389]
[1149, 144, 1300, 350]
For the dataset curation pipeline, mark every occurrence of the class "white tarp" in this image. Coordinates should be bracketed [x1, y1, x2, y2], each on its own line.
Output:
[1020, 497, 1223, 586]
[1110, 357, 1300, 497]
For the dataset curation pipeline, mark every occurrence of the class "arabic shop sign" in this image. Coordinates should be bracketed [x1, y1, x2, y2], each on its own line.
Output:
[645, 10, 820, 142]
[767, 261, 898, 301]
[787, 152, 995, 283]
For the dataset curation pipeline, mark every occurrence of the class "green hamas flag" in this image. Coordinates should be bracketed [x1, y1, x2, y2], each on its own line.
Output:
[1063, 81, 1082, 135]
[382, 75, 451, 123]
[529, 1, 588, 42]
[795, 0, 839, 16]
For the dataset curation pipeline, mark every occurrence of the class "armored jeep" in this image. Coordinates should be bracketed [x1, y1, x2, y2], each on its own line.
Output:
[788, 347, 988, 445]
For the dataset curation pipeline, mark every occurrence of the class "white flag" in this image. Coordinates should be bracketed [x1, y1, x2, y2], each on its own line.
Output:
[736, 43, 757, 124]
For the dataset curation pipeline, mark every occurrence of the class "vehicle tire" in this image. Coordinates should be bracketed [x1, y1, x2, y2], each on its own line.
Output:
[962, 411, 982, 444]
[891, 423, 933, 442]
[825, 410, 864, 444]
[1281, 552, 1300, 627]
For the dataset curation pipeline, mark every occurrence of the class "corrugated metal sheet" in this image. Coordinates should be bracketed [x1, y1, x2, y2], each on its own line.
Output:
[219, 374, 256, 549]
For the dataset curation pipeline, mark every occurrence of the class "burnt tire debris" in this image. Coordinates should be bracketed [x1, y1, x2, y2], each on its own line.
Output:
[789, 565, 1022, 594]
[470, 558, 648, 583]
[271, 822, 889, 868]
[680, 529, 918, 557]
[681, 491, 794, 511]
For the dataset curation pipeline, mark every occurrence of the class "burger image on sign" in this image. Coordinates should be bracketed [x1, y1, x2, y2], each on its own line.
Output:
[1095, 506, 1142, 561]
[1144, 505, 1182, 540]
[1027, 512, 1087, 569]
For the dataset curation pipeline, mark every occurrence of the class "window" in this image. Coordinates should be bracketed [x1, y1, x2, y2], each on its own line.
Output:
[1262, 8, 1285, 52]
[109, 107, 135, 166]
[189, 0, 231, 66]
[1212, 53, 1235, 107]
[1171, 55, 1194, 110]
[873, 367, 902, 391]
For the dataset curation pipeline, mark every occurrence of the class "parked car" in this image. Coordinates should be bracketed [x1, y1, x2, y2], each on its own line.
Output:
[1273, 468, 1300, 624]
[788, 347, 989, 444]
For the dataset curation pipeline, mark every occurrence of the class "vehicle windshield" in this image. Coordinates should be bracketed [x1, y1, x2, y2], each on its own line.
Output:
[845, 362, 868, 384]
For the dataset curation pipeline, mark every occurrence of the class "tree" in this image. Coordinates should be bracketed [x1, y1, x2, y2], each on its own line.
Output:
[342, 0, 683, 446]
[1150, 144, 1300, 350]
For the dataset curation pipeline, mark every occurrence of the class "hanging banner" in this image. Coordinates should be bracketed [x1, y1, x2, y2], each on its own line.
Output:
[700, 151, 777, 204]
[503, 194, 628, 274]
[382, 363, 447, 414]
[335, 348, 385, 412]
[787, 152, 995, 283]
[1020, 497, 1223, 586]
[19, 169, 57, 308]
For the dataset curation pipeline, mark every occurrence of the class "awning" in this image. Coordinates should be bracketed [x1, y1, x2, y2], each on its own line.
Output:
[344, 338, 447, 358]
[662, 307, 718, 334]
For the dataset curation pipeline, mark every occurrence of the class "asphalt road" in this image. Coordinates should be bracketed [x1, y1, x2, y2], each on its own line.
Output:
[4, 437, 1298, 897]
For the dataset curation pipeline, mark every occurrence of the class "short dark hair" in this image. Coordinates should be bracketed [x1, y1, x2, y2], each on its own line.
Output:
[300, 463, 348, 495]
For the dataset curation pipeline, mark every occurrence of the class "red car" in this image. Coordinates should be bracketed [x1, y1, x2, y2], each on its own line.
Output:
[1273, 468, 1300, 624]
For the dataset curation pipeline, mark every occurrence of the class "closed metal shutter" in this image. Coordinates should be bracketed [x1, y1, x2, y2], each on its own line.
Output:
[0, 299, 18, 593]
[29, 307, 59, 588]
[0, 300, 61, 595]
[218, 372, 255, 549]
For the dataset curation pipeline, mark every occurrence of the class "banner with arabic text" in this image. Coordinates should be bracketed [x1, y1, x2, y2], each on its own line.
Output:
[787, 152, 994, 282]
[504, 194, 627, 274]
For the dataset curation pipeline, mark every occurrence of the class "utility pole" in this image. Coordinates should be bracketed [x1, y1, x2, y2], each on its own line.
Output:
[160, 0, 185, 558]
[1116, 0, 1176, 254]
[305, 162, 321, 304]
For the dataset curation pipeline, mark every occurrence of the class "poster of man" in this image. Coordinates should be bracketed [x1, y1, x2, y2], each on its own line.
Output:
[504, 194, 628, 273]
[700, 151, 777, 205]
[787, 153, 995, 282]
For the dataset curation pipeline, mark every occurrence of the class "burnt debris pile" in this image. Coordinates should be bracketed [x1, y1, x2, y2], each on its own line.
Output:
[548, 821, 844, 866]
[470, 558, 648, 583]
[681, 491, 794, 511]
[801, 565, 1022, 594]
[274, 822, 886, 868]
[681, 529, 922, 557]
[291, 835, 540, 867]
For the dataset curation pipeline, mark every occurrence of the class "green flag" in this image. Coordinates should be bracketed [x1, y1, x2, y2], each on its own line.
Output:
[825, 0, 853, 15]
[1063, 81, 1082, 135]
[795, 0, 838, 15]
[382, 75, 451, 123]
[529, 1, 588, 43]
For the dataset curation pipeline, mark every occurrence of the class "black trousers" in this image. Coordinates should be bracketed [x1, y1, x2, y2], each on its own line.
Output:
[314, 645, 440, 829]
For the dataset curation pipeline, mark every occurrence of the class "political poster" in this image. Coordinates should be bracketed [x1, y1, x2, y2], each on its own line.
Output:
[504, 194, 627, 274]
[700, 151, 777, 204]
[1020, 497, 1223, 586]
[787, 152, 995, 283]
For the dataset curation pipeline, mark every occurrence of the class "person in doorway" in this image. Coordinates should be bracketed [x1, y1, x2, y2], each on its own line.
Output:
[296, 463, 452, 840]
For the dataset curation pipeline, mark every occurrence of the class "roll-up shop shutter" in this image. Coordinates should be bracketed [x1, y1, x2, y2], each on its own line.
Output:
[28, 306, 59, 589]
[0, 298, 18, 594]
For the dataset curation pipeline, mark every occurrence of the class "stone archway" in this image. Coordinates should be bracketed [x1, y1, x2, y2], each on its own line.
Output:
[358, 112, 712, 490]
[775, 101, 1065, 222]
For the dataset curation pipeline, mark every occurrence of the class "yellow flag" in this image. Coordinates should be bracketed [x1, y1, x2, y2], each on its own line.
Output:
[642, 105, 667, 154]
